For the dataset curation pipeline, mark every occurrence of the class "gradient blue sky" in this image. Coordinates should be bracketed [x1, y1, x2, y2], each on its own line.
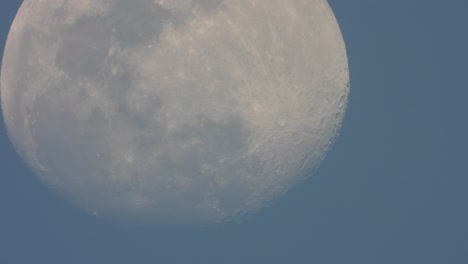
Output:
[1, 0, 466, 263]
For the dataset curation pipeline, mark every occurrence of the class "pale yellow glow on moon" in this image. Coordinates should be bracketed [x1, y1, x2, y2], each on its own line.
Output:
[1, 0, 349, 227]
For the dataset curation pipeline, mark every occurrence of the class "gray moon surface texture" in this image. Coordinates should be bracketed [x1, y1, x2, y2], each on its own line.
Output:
[1, 0, 349, 227]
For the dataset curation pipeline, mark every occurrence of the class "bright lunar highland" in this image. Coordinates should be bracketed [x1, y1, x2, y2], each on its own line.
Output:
[1, 0, 349, 227]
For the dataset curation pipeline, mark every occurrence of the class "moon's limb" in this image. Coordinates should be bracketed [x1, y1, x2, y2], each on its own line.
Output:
[1, 0, 349, 226]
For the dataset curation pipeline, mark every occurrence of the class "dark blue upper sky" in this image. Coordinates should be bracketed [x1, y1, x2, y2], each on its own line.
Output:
[1, 0, 466, 263]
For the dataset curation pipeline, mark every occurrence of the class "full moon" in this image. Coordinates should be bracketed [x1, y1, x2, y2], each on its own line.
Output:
[1, 0, 349, 227]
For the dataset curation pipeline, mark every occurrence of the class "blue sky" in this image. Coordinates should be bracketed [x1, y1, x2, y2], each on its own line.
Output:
[1, 0, 466, 263]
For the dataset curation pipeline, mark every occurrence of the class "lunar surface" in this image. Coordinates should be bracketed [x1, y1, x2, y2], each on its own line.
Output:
[1, 0, 349, 226]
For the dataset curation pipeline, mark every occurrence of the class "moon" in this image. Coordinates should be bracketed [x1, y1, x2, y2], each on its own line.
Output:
[1, 0, 349, 227]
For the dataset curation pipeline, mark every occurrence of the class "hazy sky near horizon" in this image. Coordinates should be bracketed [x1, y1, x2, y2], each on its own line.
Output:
[1, 0, 466, 263]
